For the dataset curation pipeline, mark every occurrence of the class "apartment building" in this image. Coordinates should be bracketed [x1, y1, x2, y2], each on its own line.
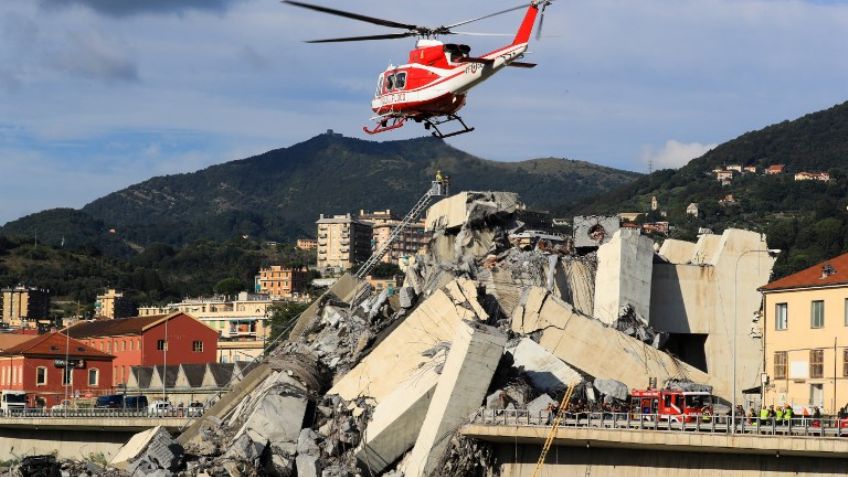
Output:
[256, 265, 308, 299]
[760, 253, 848, 413]
[1, 286, 50, 328]
[95, 289, 135, 319]
[358, 209, 429, 265]
[316, 214, 373, 273]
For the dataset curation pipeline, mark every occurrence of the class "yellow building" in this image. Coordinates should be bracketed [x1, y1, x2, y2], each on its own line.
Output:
[95, 289, 135, 319]
[359, 209, 429, 266]
[316, 214, 373, 273]
[1, 286, 50, 328]
[256, 265, 308, 299]
[760, 253, 848, 414]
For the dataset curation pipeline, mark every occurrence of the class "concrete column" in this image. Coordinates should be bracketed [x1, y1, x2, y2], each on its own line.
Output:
[403, 321, 506, 477]
[593, 229, 654, 325]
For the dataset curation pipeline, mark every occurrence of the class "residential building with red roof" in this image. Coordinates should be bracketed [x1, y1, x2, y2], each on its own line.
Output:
[759, 252, 848, 413]
[65, 312, 218, 387]
[765, 164, 786, 175]
[0, 332, 114, 408]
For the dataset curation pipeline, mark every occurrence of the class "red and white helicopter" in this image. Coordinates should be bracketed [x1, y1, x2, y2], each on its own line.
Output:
[284, 0, 553, 138]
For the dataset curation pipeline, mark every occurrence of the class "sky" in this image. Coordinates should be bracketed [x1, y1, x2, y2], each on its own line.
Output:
[1, 0, 847, 224]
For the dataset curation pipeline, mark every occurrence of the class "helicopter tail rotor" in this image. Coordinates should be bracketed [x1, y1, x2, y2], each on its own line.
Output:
[536, 0, 554, 41]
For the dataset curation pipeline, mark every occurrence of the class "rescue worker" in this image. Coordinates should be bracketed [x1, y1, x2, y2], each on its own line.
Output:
[435, 170, 445, 195]
[783, 403, 794, 426]
[775, 404, 784, 424]
[759, 406, 769, 424]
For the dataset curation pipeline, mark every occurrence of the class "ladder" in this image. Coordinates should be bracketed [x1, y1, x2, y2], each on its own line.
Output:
[355, 181, 446, 279]
[532, 381, 578, 477]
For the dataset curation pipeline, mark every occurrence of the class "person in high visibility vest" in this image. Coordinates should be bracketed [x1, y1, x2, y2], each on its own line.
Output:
[783, 403, 794, 426]
[759, 406, 769, 424]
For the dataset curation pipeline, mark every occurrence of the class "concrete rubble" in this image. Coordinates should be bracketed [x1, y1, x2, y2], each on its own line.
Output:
[80, 190, 769, 476]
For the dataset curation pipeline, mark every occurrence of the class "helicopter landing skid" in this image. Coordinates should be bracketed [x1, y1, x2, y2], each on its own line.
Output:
[423, 115, 475, 139]
[363, 116, 406, 135]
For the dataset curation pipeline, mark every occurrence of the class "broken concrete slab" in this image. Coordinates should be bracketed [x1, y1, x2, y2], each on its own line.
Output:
[355, 365, 441, 474]
[225, 429, 267, 464]
[403, 321, 506, 477]
[507, 338, 582, 394]
[425, 191, 522, 233]
[110, 426, 182, 472]
[593, 378, 629, 401]
[658, 239, 697, 265]
[296, 429, 322, 477]
[514, 288, 712, 396]
[527, 394, 556, 419]
[398, 287, 416, 308]
[330, 278, 486, 403]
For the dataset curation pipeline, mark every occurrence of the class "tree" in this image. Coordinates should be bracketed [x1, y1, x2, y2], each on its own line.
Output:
[214, 277, 246, 297]
[268, 302, 309, 345]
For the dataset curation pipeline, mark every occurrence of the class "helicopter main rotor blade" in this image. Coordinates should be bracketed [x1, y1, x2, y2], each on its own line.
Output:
[451, 31, 513, 37]
[305, 32, 416, 43]
[283, 0, 420, 32]
[442, 3, 528, 31]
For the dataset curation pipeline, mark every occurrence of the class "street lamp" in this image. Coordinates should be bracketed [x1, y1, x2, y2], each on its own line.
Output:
[732, 248, 781, 433]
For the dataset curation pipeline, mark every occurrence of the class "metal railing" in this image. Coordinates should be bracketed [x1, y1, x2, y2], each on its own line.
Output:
[0, 407, 203, 419]
[471, 410, 848, 438]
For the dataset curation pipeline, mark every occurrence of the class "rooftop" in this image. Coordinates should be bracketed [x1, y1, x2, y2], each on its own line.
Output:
[0, 332, 113, 359]
[761, 252, 848, 291]
[64, 312, 188, 339]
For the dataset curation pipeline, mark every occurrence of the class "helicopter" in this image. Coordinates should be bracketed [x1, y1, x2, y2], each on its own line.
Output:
[284, 0, 554, 139]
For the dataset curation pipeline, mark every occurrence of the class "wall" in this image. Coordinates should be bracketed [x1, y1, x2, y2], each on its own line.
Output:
[650, 229, 775, 401]
[763, 287, 848, 413]
[82, 336, 142, 386]
[141, 315, 218, 367]
[0, 428, 133, 462]
[0, 356, 114, 407]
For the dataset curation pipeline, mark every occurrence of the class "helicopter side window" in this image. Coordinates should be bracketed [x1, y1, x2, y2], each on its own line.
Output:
[375, 75, 384, 97]
[394, 72, 406, 90]
[384, 74, 395, 92]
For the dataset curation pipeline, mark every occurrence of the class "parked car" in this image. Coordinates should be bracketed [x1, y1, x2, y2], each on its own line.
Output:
[95, 394, 125, 409]
[148, 400, 172, 416]
[124, 395, 149, 411]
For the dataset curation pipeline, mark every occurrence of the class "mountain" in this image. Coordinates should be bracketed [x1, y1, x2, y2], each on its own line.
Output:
[570, 100, 848, 277]
[2, 134, 640, 251]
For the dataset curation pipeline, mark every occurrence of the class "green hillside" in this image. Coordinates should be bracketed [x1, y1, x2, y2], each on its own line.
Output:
[2, 134, 639, 251]
[570, 100, 848, 278]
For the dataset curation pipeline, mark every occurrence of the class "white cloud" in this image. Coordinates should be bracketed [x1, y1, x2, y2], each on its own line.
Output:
[641, 140, 718, 170]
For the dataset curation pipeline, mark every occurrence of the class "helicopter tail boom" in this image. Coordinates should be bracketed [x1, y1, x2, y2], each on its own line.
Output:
[512, 2, 541, 45]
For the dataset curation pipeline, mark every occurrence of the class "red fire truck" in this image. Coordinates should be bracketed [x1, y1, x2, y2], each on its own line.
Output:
[630, 388, 714, 423]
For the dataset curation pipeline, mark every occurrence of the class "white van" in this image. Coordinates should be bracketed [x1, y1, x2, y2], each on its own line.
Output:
[148, 400, 172, 416]
[1, 391, 27, 413]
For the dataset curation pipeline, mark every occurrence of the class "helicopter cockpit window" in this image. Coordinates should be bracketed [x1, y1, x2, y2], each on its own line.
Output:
[375, 75, 384, 97]
[394, 72, 406, 90]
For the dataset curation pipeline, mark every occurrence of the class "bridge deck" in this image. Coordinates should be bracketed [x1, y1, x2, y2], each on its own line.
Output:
[460, 424, 848, 458]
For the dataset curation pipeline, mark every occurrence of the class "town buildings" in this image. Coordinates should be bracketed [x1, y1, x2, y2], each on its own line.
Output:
[255, 265, 308, 299]
[65, 312, 218, 387]
[296, 239, 318, 251]
[95, 289, 135, 319]
[686, 203, 699, 217]
[358, 209, 429, 266]
[760, 252, 848, 414]
[139, 293, 273, 363]
[794, 171, 831, 182]
[1, 286, 50, 328]
[316, 213, 373, 273]
[765, 164, 786, 175]
[0, 332, 114, 408]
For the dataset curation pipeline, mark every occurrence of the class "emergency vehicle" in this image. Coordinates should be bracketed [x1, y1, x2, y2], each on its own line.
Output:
[630, 388, 714, 423]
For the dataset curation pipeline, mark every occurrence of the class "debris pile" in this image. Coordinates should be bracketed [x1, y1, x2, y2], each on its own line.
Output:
[92, 190, 717, 477]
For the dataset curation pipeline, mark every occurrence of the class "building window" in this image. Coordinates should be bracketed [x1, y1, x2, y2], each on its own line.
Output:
[844, 349, 848, 378]
[809, 383, 824, 407]
[88, 368, 99, 386]
[775, 303, 788, 330]
[157, 339, 167, 351]
[36, 367, 47, 385]
[774, 351, 787, 379]
[810, 349, 824, 378]
[62, 367, 73, 386]
[811, 300, 824, 328]
[192, 341, 204, 352]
